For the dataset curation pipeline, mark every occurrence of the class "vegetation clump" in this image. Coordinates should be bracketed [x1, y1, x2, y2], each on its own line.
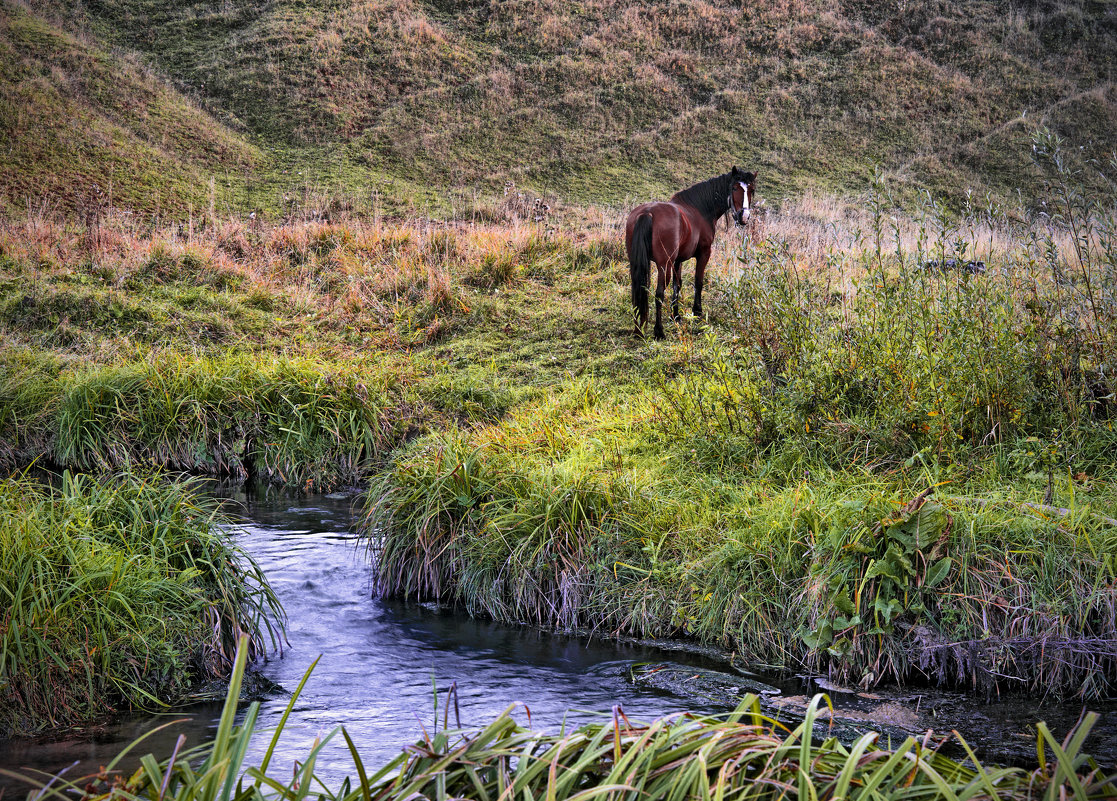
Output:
[0, 472, 281, 737]
[362, 139, 1117, 699]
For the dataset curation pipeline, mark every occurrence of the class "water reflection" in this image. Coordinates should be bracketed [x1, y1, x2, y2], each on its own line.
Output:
[0, 488, 724, 793]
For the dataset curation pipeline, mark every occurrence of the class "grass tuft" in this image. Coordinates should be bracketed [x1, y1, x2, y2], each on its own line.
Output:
[13, 645, 1114, 801]
[0, 472, 281, 736]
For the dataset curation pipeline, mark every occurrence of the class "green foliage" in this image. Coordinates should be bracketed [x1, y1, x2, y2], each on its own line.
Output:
[12, 648, 1115, 800]
[0, 473, 281, 736]
[365, 430, 654, 628]
[679, 147, 1117, 470]
[2, 128, 1115, 699]
[46, 354, 410, 491]
[361, 153, 1117, 697]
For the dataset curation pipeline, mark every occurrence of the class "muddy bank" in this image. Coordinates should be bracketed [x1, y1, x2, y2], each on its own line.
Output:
[627, 658, 1117, 765]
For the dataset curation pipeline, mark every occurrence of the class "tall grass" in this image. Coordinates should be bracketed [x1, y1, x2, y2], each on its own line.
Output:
[0, 352, 415, 491]
[365, 430, 655, 629]
[367, 434, 1117, 698]
[0, 472, 281, 736]
[8, 639, 1115, 801]
[693, 135, 1116, 468]
[0, 213, 626, 487]
[0, 211, 621, 349]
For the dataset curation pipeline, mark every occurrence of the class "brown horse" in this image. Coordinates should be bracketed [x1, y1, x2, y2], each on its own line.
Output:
[625, 167, 756, 339]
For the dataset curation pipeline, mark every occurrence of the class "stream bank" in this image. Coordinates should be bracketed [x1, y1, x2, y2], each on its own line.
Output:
[3, 486, 1114, 796]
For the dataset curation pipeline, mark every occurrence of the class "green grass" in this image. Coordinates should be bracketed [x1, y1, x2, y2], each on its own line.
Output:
[7, 639, 1115, 801]
[360, 141, 1117, 698]
[2, 133, 1115, 699]
[0, 351, 419, 491]
[0, 2, 258, 216]
[0, 472, 281, 736]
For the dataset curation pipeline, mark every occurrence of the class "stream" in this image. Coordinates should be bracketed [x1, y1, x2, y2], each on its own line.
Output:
[1, 487, 1114, 793]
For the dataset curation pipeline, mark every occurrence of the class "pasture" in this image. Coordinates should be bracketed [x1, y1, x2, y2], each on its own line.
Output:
[3, 136, 1115, 711]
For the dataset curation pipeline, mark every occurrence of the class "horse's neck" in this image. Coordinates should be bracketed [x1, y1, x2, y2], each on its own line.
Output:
[670, 177, 731, 226]
[672, 197, 724, 229]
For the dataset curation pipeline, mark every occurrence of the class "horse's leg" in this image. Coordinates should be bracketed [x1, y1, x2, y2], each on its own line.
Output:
[671, 261, 683, 322]
[693, 247, 711, 318]
[654, 261, 669, 340]
[635, 260, 649, 336]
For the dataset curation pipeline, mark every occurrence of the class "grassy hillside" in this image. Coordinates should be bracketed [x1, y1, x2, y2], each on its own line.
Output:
[6, 0, 1117, 215]
[0, 2, 259, 216]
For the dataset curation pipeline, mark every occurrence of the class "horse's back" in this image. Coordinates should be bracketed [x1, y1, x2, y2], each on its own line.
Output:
[626, 201, 680, 224]
[625, 201, 684, 242]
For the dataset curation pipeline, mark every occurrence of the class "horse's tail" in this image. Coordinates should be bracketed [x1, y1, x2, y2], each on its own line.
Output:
[629, 213, 653, 326]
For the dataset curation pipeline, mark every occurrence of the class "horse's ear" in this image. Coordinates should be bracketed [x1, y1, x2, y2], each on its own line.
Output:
[731, 165, 740, 176]
[745, 171, 757, 184]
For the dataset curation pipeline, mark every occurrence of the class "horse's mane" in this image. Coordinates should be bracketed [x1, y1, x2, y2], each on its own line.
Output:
[670, 171, 734, 222]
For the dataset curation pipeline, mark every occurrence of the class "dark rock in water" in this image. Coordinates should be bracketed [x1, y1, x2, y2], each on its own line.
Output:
[630, 664, 924, 751]
[183, 670, 287, 704]
[630, 664, 781, 701]
[626, 663, 1117, 767]
[921, 259, 986, 274]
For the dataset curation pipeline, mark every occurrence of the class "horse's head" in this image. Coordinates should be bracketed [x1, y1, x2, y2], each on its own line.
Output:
[728, 166, 757, 227]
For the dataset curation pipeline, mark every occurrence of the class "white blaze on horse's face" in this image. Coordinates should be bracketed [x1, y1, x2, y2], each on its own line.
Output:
[738, 182, 751, 222]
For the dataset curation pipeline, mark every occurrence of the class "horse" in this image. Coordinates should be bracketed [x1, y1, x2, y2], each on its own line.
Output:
[625, 167, 756, 339]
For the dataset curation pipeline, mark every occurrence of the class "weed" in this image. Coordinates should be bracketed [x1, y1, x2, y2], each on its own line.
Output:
[10, 640, 1114, 800]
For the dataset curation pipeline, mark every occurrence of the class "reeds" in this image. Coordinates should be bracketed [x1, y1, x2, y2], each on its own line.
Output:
[10, 639, 1115, 801]
[364, 431, 653, 629]
[0, 472, 281, 736]
[0, 352, 413, 490]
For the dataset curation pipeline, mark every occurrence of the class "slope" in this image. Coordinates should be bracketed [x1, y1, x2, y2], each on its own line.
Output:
[0, 1, 259, 216]
[8, 0, 1117, 213]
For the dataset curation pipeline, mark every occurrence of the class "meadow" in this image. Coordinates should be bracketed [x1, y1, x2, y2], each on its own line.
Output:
[3, 0, 1116, 792]
[2, 132, 1116, 713]
[5, 0, 1116, 216]
[0, 137, 1116, 801]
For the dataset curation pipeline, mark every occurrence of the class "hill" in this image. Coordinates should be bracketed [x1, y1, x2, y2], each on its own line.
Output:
[0, 1, 258, 216]
[4, 0, 1117, 214]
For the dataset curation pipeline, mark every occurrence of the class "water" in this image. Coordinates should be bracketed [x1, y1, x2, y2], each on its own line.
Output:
[0, 489, 732, 793]
[2, 487, 1115, 793]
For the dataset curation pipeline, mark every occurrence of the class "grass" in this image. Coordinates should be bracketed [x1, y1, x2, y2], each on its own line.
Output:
[1, 0, 1114, 780]
[1, 133, 1115, 702]
[6, 638, 1115, 801]
[5, 0, 1117, 216]
[0, 472, 282, 737]
[0, 350, 420, 491]
[0, 2, 258, 216]
[360, 134, 1117, 699]
[0, 211, 625, 489]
